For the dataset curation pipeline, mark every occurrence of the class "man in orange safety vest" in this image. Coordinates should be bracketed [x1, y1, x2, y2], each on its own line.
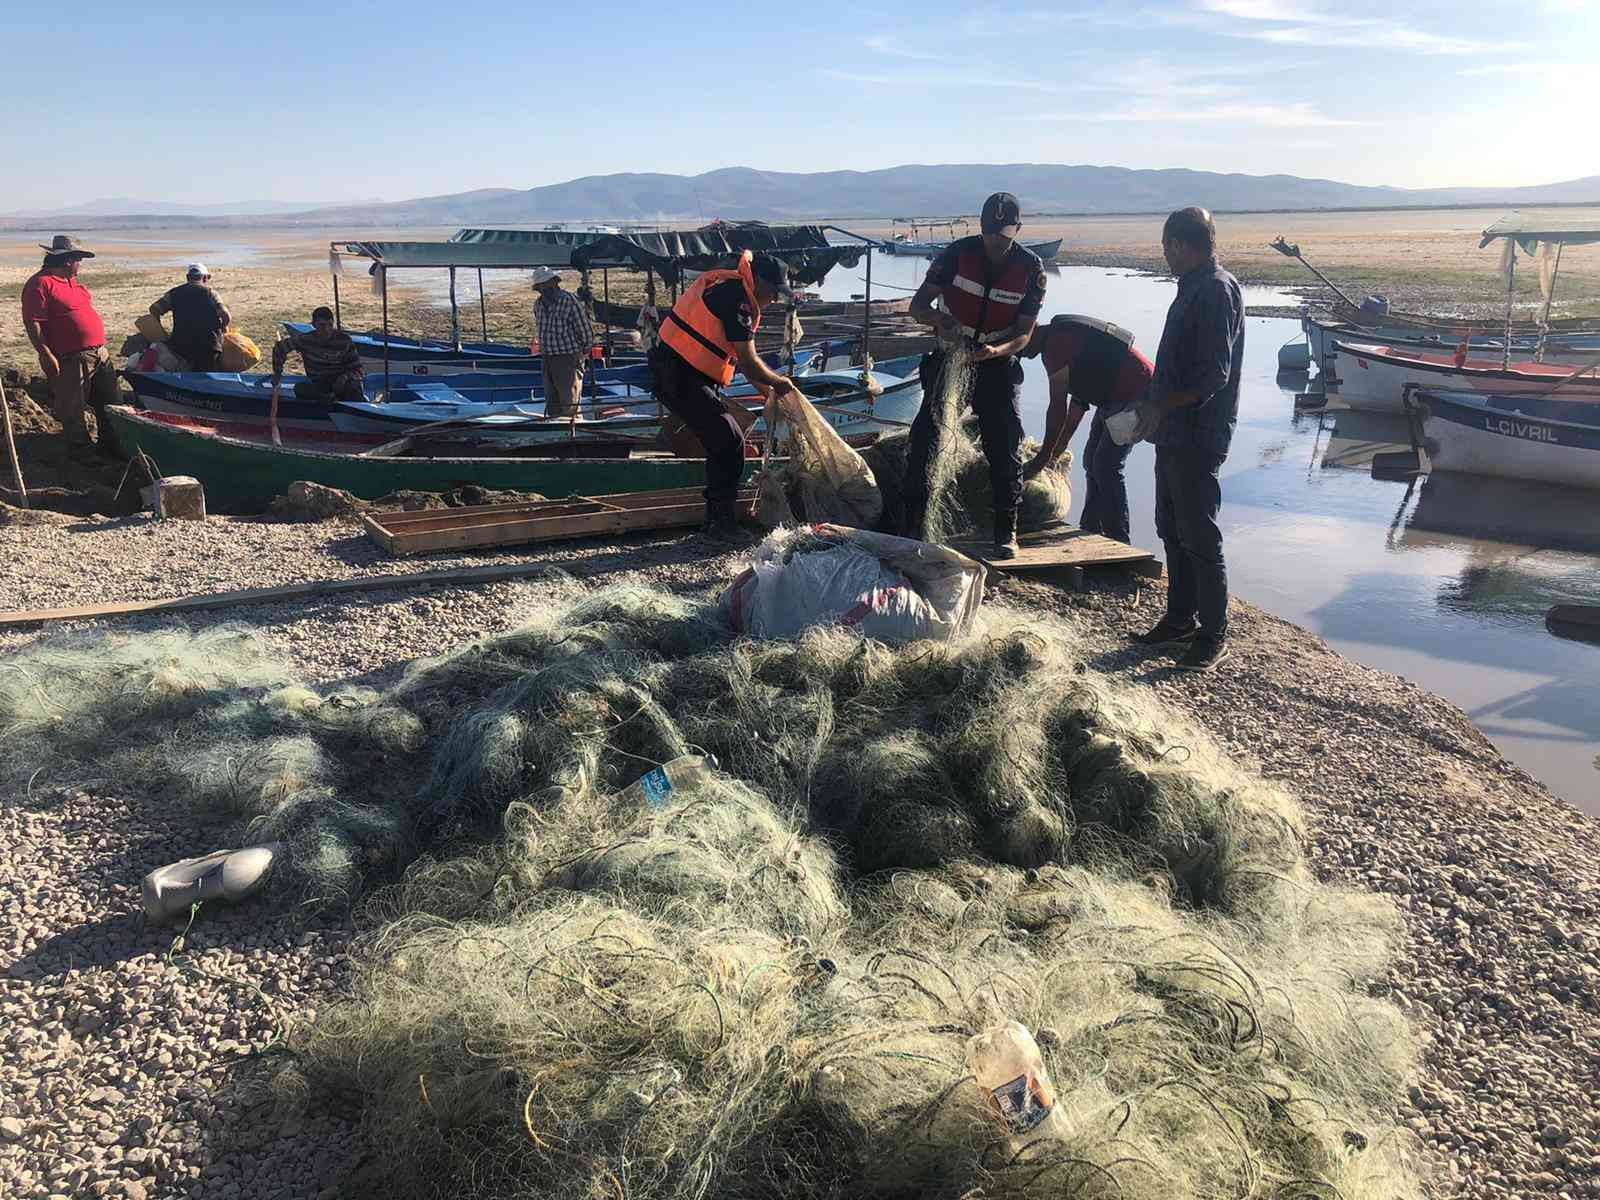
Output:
[650, 250, 803, 536]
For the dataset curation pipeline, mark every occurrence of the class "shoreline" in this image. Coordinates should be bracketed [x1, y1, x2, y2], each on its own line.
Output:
[0, 515, 1597, 1199]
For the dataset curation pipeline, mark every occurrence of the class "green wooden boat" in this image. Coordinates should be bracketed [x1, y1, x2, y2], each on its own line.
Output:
[105, 406, 748, 513]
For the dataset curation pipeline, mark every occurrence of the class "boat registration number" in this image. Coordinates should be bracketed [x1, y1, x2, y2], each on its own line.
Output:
[1482, 416, 1556, 443]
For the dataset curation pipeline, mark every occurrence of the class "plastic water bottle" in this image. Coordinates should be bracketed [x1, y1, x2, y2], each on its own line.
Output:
[966, 1021, 1064, 1152]
[617, 755, 717, 809]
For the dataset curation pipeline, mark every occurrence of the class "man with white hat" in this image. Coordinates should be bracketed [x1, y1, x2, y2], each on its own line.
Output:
[531, 267, 593, 419]
[149, 263, 231, 372]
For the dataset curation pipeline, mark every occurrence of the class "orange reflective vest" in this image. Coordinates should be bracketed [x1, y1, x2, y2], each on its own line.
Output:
[658, 252, 763, 386]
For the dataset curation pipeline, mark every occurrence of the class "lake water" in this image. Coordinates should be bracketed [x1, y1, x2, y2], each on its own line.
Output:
[820, 255, 1600, 814]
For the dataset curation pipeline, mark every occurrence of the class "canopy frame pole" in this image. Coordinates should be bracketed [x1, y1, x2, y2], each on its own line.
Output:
[332, 275, 342, 328]
[862, 247, 873, 368]
[1536, 242, 1564, 364]
[602, 267, 612, 365]
[449, 267, 461, 351]
[477, 269, 488, 341]
[382, 267, 391, 400]
[1503, 242, 1516, 372]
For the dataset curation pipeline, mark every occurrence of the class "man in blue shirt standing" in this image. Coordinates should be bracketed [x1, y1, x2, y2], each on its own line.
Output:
[1129, 207, 1245, 672]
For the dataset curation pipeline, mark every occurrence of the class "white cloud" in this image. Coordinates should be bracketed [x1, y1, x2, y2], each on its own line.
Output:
[1199, 0, 1327, 21]
[1195, 0, 1512, 56]
[1460, 61, 1597, 76]
[822, 68, 1072, 92]
[862, 35, 948, 61]
[1041, 100, 1368, 128]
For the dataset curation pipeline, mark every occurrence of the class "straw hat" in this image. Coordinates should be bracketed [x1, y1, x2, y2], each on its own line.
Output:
[40, 234, 94, 258]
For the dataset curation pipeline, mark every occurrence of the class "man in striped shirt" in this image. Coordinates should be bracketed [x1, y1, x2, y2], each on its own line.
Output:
[271, 307, 364, 402]
[532, 268, 593, 418]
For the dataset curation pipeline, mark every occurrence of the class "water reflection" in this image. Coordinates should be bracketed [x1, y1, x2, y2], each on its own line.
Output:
[819, 257, 1599, 812]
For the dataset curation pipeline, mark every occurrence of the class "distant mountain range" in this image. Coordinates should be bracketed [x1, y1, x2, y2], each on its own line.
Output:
[2, 197, 333, 219]
[6, 165, 1599, 228]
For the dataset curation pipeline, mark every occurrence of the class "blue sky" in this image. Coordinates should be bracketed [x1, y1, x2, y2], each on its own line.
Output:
[3, 0, 1595, 210]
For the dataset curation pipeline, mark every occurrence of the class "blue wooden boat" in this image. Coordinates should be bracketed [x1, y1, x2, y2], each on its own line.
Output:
[121, 354, 922, 445]
[1408, 386, 1600, 490]
[281, 323, 648, 376]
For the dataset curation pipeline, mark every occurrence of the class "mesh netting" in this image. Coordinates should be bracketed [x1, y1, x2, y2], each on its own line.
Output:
[0, 586, 1422, 1200]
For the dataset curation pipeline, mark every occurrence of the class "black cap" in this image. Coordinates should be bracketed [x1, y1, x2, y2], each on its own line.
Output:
[750, 252, 791, 297]
[980, 192, 1022, 235]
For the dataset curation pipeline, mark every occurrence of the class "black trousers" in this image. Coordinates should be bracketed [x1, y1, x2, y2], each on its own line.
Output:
[649, 347, 744, 514]
[906, 351, 1023, 531]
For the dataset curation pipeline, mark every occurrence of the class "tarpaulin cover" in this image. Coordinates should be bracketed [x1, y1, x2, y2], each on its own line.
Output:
[1480, 213, 1600, 252]
[457, 225, 865, 286]
[333, 240, 586, 269]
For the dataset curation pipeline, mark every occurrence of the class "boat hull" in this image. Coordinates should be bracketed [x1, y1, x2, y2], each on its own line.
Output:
[1412, 390, 1600, 490]
[1304, 314, 1600, 378]
[103, 406, 743, 513]
[884, 238, 1062, 260]
[1328, 340, 1600, 413]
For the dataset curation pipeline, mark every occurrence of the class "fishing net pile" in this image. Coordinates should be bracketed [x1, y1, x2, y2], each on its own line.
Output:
[0, 586, 1422, 1200]
[860, 339, 1072, 541]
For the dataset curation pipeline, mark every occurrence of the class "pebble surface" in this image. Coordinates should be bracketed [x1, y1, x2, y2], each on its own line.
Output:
[2, 512, 1597, 1199]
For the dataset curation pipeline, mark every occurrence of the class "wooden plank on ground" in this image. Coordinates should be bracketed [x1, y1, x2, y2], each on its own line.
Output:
[364, 486, 757, 557]
[0, 563, 566, 628]
[952, 524, 1161, 591]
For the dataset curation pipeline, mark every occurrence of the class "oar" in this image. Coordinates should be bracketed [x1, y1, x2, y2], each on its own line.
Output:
[806, 401, 914, 429]
[361, 415, 546, 458]
[0, 375, 28, 509]
[1550, 352, 1600, 395]
[1269, 237, 1359, 309]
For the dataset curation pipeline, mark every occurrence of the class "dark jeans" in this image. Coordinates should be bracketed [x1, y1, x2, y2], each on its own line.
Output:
[1153, 445, 1228, 640]
[906, 352, 1023, 534]
[1079, 408, 1132, 544]
[294, 372, 365, 403]
[649, 347, 744, 515]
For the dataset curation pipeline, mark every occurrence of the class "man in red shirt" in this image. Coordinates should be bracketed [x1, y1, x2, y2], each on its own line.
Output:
[20, 235, 122, 456]
[1020, 314, 1154, 545]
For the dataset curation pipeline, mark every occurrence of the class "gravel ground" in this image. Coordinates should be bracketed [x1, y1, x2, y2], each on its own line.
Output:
[2, 513, 1598, 1199]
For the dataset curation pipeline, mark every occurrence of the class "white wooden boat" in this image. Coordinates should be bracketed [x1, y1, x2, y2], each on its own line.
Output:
[1328, 340, 1600, 413]
[1408, 388, 1600, 490]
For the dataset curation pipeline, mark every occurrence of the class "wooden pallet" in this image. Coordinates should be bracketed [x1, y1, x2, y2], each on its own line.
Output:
[952, 524, 1161, 591]
[362, 486, 755, 557]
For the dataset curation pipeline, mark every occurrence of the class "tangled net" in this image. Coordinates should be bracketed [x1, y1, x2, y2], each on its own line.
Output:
[0, 585, 1422, 1200]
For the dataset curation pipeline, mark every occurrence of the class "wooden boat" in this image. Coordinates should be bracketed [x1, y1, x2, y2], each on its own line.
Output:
[1303, 313, 1600, 374]
[885, 237, 1063, 260]
[1408, 387, 1600, 490]
[1547, 606, 1600, 645]
[121, 346, 837, 432]
[104, 406, 748, 513]
[278, 323, 649, 376]
[324, 357, 926, 445]
[1328, 340, 1600, 413]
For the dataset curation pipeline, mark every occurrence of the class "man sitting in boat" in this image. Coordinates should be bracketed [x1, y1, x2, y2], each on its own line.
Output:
[271, 307, 364, 403]
[1021, 314, 1154, 545]
[649, 250, 803, 536]
[148, 263, 231, 372]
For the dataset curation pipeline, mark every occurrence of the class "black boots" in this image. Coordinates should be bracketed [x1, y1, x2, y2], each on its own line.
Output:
[992, 511, 1019, 560]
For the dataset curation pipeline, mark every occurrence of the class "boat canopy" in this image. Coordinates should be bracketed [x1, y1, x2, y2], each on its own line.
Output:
[332, 234, 623, 271]
[463, 223, 867, 286]
[1479, 213, 1600, 251]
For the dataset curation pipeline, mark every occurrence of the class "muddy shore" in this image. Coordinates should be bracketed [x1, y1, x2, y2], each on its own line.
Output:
[0, 515, 1597, 1199]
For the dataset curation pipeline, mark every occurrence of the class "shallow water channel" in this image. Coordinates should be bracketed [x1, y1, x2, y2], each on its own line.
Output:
[819, 256, 1600, 814]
